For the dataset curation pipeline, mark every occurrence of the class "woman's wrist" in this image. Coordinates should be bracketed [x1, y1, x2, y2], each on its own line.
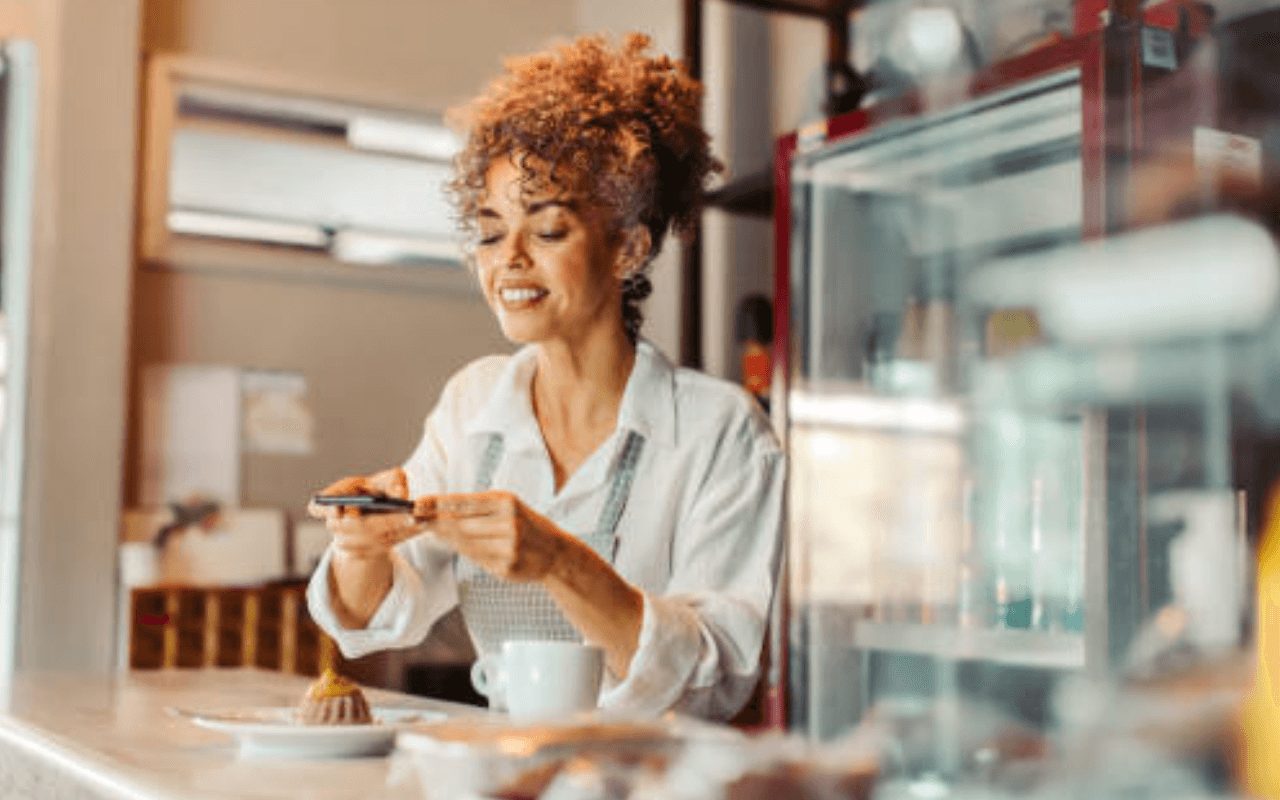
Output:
[329, 549, 394, 628]
[541, 539, 643, 678]
[541, 528, 584, 584]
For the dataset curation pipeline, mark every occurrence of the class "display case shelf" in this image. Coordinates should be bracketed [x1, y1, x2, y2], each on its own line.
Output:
[789, 391, 967, 436]
[851, 621, 1085, 670]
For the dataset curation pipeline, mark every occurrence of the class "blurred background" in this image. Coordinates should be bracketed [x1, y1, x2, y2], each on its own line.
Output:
[0, 0, 844, 695]
[3, 1, 1280, 793]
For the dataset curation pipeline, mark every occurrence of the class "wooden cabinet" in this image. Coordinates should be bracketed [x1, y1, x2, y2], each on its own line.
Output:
[127, 582, 340, 675]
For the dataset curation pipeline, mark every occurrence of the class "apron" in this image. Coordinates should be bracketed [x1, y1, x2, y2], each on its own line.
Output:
[455, 430, 646, 657]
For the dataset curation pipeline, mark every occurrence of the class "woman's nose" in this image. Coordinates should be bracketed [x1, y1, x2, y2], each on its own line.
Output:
[500, 233, 532, 270]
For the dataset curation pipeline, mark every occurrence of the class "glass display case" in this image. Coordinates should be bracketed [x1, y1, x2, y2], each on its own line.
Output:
[784, 44, 1104, 743]
[776, 6, 1280, 794]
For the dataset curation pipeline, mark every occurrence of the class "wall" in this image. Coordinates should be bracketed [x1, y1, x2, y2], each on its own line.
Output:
[130, 0, 579, 513]
[16, 0, 141, 671]
[701, 4, 774, 380]
[771, 16, 826, 138]
[131, 269, 508, 511]
[144, 0, 579, 112]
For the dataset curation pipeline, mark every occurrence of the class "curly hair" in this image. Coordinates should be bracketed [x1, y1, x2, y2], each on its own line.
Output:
[446, 33, 722, 342]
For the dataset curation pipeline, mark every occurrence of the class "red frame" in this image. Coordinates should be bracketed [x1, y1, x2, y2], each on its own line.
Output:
[1074, 0, 1215, 35]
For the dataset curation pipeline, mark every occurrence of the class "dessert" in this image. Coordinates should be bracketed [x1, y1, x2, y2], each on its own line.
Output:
[298, 668, 373, 725]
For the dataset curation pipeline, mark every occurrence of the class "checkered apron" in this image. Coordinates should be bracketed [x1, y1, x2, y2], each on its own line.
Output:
[455, 431, 646, 657]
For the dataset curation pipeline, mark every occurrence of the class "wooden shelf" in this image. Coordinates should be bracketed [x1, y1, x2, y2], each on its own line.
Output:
[127, 583, 342, 675]
[144, 236, 475, 296]
[138, 53, 462, 280]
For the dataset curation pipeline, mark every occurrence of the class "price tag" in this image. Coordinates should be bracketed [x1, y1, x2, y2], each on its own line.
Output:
[1141, 26, 1177, 71]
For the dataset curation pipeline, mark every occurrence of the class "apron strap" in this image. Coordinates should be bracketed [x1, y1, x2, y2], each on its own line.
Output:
[590, 431, 646, 560]
[473, 433, 505, 491]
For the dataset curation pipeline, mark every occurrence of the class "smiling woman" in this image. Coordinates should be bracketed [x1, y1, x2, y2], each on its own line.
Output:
[449, 33, 720, 342]
[305, 33, 784, 722]
[470, 164, 635, 347]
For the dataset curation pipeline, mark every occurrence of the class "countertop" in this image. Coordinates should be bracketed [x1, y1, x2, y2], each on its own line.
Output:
[0, 668, 479, 800]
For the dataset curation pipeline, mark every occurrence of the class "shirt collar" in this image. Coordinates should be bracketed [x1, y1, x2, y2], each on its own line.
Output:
[463, 339, 678, 450]
[463, 345, 541, 451]
[617, 339, 678, 449]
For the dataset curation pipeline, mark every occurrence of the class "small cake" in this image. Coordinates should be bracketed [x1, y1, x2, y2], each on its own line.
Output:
[298, 668, 373, 725]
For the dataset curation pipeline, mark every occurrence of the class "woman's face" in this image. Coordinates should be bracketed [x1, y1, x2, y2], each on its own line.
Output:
[473, 157, 624, 346]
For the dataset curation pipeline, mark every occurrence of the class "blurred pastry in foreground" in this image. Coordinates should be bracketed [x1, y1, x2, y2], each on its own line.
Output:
[298, 668, 373, 725]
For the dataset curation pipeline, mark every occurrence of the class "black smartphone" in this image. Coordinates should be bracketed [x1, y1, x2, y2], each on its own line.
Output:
[310, 494, 415, 513]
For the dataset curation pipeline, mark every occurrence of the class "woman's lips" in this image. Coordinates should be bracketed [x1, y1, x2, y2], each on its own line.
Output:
[497, 286, 549, 310]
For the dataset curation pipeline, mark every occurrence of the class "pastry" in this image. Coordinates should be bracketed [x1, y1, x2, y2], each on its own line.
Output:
[298, 668, 373, 725]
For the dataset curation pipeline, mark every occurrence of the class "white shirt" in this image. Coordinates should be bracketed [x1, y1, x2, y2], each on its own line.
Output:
[307, 340, 784, 721]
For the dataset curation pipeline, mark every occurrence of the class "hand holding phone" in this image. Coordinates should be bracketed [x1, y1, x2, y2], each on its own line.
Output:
[310, 494, 416, 514]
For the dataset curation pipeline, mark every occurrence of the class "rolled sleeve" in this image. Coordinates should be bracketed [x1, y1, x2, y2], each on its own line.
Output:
[600, 593, 702, 714]
[304, 371, 463, 660]
[604, 441, 784, 720]
[306, 541, 459, 660]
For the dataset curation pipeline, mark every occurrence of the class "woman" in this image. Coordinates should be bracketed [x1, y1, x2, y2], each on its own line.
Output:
[307, 34, 783, 721]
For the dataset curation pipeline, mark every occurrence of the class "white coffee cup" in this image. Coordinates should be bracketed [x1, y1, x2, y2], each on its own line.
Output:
[470, 640, 604, 720]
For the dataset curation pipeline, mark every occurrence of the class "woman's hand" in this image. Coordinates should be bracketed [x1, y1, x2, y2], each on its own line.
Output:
[418, 490, 571, 582]
[418, 489, 644, 678]
[310, 468, 425, 561]
[310, 467, 422, 629]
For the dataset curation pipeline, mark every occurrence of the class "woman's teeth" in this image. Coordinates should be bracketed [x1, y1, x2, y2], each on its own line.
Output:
[500, 288, 546, 303]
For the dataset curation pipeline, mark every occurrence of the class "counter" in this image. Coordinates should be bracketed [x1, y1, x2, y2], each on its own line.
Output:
[0, 669, 477, 800]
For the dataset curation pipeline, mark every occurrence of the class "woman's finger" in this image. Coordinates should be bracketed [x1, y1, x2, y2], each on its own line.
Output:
[448, 537, 516, 567]
[331, 513, 420, 545]
[306, 500, 331, 521]
[434, 490, 520, 518]
[434, 496, 495, 520]
[429, 516, 513, 545]
[319, 475, 372, 497]
[308, 475, 374, 520]
[412, 495, 438, 521]
[367, 467, 409, 500]
[451, 519, 517, 541]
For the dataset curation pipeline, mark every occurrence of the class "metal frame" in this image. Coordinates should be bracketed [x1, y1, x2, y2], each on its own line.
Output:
[0, 40, 38, 683]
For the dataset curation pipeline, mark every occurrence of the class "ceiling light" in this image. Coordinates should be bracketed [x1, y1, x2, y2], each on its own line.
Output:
[167, 209, 329, 249]
[346, 117, 460, 162]
[330, 229, 461, 266]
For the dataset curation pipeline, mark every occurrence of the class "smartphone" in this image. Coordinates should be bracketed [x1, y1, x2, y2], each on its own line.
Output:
[310, 494, 415, 513]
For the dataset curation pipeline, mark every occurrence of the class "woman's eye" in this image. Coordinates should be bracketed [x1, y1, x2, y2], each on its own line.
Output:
[477, 232, 502, 246]
[536, 229, 568, 242]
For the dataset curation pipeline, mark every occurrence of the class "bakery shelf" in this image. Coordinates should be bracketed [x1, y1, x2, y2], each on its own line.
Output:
[850, 621, 1086, 670]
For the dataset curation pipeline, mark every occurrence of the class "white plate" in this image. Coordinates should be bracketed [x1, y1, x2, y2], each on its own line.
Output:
[183, 706, 447, 759]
